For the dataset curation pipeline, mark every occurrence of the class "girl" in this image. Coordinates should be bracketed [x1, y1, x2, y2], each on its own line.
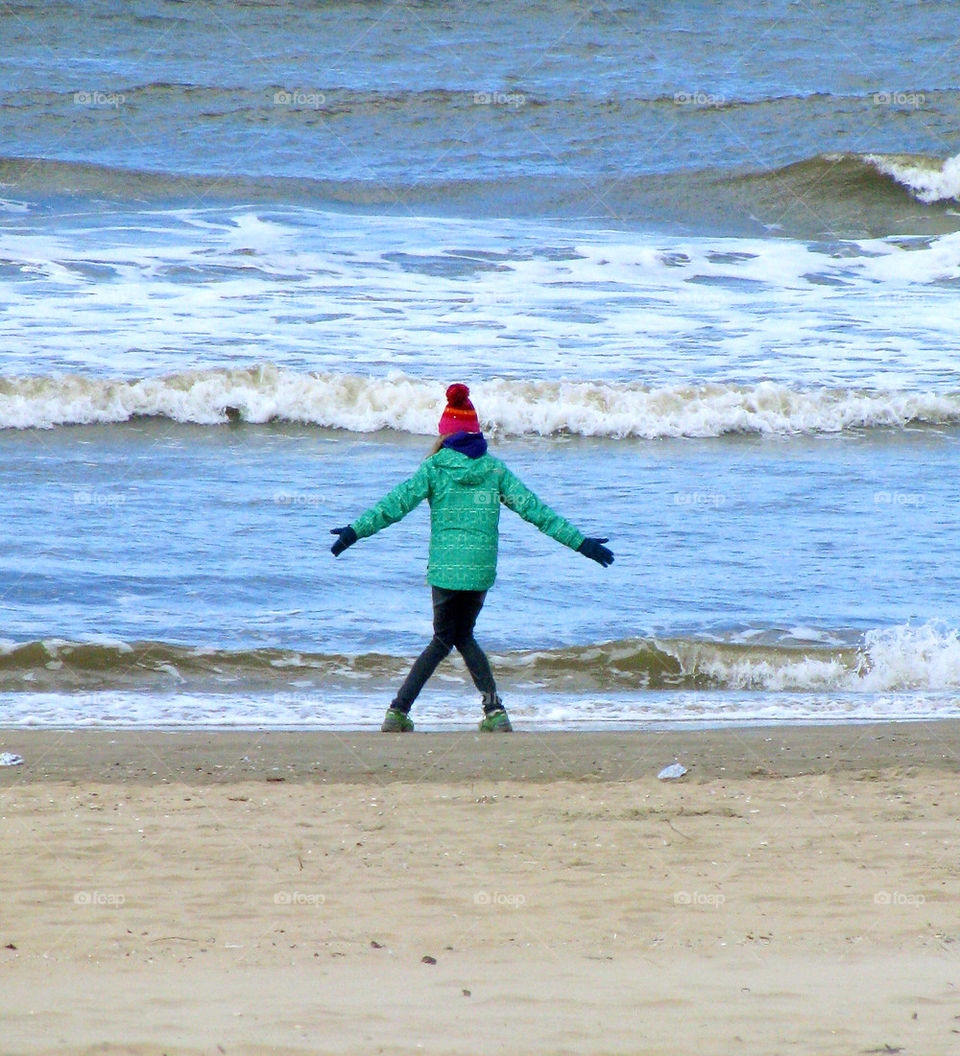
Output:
[330, 383, 613, 732]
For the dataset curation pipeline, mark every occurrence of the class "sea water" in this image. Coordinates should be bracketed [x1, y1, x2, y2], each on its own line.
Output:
[1, 0, 958, 728]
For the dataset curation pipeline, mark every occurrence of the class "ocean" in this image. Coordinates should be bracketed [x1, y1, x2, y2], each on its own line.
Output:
[1, 0, 959, 729]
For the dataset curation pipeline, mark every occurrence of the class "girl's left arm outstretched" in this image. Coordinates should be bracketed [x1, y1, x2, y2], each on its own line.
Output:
[498, 465, 614, 568]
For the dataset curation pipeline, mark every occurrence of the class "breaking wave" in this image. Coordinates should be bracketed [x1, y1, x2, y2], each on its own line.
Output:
[1, 366, 959, 437]
[2, 623, 959, 695]
[3, 150, 959, 237]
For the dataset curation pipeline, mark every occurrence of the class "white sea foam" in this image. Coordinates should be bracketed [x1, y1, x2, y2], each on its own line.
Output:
[1, 207, 959, 392]
[664, 622, 960, 693]
[865, 152, 960, 204]
[1, 366, 957, 437]
[857, 623, 960, 692]
[0, 682, 958, 728]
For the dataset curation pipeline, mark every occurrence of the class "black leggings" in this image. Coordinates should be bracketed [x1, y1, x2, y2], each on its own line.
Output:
[393, 587, 497, 712]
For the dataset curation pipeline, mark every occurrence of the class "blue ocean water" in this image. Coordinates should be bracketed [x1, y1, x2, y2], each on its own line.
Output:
[0, 0, 958, 727]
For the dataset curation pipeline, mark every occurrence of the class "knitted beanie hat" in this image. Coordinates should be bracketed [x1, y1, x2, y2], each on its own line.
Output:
[438, 383, 480, 435]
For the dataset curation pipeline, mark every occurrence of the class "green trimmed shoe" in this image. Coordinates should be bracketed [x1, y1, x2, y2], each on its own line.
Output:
[478, 707, 513, 733]
[381, 707, 414, 732]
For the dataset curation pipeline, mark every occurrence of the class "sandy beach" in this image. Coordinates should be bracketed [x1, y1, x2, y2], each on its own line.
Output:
[1, 723, 959, 1055]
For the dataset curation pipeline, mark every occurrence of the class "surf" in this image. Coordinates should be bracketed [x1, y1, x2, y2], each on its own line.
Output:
[3, 151, 959, 238]
[1, 366, 959, 438]
[3, 623, 959, 695]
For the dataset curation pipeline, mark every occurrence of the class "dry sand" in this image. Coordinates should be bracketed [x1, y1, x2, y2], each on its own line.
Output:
[1, 723, 959, 1055]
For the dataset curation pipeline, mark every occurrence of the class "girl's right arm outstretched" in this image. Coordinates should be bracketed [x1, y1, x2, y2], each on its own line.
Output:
[330, 462, 432, 556]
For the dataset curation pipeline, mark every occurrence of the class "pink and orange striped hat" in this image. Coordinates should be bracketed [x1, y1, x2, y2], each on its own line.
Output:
[438, 383, 480, 435]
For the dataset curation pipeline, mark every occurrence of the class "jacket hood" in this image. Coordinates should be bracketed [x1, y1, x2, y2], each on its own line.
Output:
[441, 430, 488, 459]
[431, 444, 493, 484]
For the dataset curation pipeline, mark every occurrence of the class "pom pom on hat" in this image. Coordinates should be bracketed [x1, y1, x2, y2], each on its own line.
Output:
[439, 383, 480, 435]
[446, 383, 471, 408]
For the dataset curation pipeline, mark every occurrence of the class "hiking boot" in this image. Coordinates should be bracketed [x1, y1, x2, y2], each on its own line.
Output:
[478, 708, 512, 732]
[381, 707, 414, 732]
[479, 694, 512, 732]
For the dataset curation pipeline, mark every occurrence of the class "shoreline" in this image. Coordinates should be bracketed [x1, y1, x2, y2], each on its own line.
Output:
[2, 719, 959, 784]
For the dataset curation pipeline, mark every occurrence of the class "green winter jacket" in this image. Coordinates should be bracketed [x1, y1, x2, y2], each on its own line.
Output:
[351, 447, 585, 591]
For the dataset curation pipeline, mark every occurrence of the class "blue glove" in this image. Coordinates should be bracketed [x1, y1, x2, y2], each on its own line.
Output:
[330, 525, 358, 557]
[578, 537, 613, 567]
